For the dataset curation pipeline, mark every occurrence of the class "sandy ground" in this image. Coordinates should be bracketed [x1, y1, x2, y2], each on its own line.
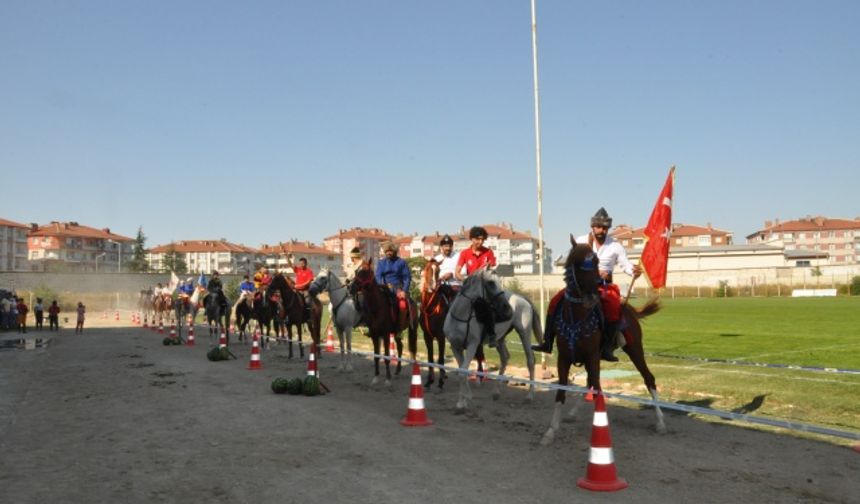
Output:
[1, 323, 858, 504]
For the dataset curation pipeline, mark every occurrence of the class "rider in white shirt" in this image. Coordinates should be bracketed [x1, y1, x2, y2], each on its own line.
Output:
[433, 234, 462, 289]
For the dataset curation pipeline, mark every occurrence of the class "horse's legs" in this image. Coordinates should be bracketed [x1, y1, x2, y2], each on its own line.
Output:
[394, 332, 403, 376]
[492, 341, 509, 401]
[542, 348, 573, 446]
[370, 334, 383, 386]
[423, 330, 435, 388]
[436, 334, 447, 389]
[623, 329, 666, 434]
[453, 335, 479, 413]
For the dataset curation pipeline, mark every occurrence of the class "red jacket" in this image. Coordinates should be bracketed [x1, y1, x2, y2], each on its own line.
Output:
[457, 247, 496, 275]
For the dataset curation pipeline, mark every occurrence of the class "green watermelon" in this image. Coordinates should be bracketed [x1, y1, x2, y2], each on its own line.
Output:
[286, 378, 304, 395]
[207, 347, 223, 361]
[271, 377, 289, 394]
[219, 347, 230, 360]
[171, 338, 182, 345]
[163, 337, 172, 346]
[303, 375, 321, 396]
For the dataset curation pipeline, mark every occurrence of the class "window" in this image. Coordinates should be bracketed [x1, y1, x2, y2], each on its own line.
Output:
[795, 260, 810, 267]
[715, 237, 723, 243]
[697, 235, 712, 246]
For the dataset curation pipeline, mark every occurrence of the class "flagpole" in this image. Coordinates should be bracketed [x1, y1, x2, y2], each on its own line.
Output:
[529, 0, 549, 377]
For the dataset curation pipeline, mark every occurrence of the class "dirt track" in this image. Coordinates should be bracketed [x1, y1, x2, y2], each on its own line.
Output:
[1, 325, 858, 503]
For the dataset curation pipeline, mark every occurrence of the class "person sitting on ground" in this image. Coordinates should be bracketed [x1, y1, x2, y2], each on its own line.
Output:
[48, 300, 60, 331]
[454, 226, 500, 346]
[375, 241, 412, 322]
[532, 207, 641, 361]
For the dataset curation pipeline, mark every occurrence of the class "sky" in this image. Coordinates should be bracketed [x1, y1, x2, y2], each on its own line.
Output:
[2, 1, 859, 259]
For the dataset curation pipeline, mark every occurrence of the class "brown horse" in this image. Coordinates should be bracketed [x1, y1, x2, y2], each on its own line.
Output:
[419, 259, 449, 389]
[350, 260, 418, 387]
[268, 273, 322, 359]
[153, 293, 174, 325]
[541, 235, 665, 446]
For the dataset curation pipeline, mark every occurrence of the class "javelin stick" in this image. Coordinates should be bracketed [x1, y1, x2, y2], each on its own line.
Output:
[621, 259, 643, 307]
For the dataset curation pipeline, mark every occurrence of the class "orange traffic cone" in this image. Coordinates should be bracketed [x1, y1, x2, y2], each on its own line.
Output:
[186, 325, 195, 346]
[219, 331, 227, 349]
[248, 332, 262, 370]
[401, 362, 433, 427]
[324, 325, 336, 353]
[577, 392, 628, 492]
[115, 310, 120, 321]
[388, 333, 398, 366]
[585, 386, 595, 402]
[306, 343, 318, 377]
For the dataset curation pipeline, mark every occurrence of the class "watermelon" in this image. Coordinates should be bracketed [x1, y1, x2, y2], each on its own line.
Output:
[303, 375, 321, 396]
[271, 378, 289, 394]
[219, 347, 230, 360]
[207, 347, 223, 361]
[162, 337, 172, 346]
[286, 378, 304, 395]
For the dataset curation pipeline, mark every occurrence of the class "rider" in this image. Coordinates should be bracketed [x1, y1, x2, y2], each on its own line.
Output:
[239, 274, 256, 305]
[375, 241, 411, 321]
[253, 266, 272, 306]
[434, 234, 462, 299]
[179, 277, 195, 297]
[289, 256, 315, 307]
[207, 270, 228, 307]
[532, 207, 641, 361]
[455, 226, 499, 346]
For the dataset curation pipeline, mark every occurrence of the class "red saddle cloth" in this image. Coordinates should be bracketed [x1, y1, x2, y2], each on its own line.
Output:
[599, 284, 622, 322]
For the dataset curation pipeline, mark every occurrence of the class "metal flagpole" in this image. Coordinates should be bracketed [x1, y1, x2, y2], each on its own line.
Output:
[530, 0, 550, 378]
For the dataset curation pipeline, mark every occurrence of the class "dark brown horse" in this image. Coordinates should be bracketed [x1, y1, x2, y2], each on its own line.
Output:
[350, 260, 418, 387]
[541, 235, 665, 446]
[419, 259, 449, 389]
[268, 273, 322, 359]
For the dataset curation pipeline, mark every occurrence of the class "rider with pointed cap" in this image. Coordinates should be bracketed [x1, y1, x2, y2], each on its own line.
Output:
[533, 207, 641, 361]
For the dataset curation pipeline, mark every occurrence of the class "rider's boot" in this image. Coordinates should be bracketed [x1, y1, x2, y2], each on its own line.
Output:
[601, 322, 619, 362]
[531, 329, 555, 354]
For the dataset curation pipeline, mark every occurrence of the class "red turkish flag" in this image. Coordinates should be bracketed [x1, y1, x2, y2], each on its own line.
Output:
[641, 167, 675, 288]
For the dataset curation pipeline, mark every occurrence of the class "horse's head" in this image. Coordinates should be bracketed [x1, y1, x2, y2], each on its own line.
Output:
[459, 268, 489, 301]
[350, 260, 376, 296]
[308, 268, 330, 296]
[421, 259, 440, 293]
[564, 234, 600, 297]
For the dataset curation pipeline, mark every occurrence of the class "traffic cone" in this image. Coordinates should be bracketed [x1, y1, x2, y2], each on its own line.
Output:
[169, 325, 177, 342]
[143, 315, 148, 328]
[219, 332, 227, 349]
[324, 325, 336, 353]
[186, 325, 195, 346]
[306, 343, 318, 377]
[115, 310, 120, 321]
[388, 333, 398, 366]
[401, 362, 433, 427]
[158, 322, 164, 335]
[585, 386, 595, 402]
[248, 332, 262, 370]
[577, 393, 628, 492]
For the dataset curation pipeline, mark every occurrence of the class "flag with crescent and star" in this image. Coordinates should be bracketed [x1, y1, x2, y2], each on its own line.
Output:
[641, 166, 675, 288]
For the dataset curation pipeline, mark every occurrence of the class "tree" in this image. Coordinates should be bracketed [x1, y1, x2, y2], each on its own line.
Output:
[406, 256, 428, 301]
[162, 245, 187, 274]
[128, 226, 149, 272]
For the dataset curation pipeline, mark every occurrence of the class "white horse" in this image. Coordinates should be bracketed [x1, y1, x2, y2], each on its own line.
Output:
[309, 268, 362, 372]
[443, 268, 542, 413]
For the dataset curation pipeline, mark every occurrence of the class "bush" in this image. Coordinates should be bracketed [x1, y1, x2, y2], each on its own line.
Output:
[717, 280, 731, 298]
[851, 276, 860, 296]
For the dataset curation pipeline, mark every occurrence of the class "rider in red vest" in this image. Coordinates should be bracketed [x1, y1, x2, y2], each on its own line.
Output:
[455, 226, 500, 347]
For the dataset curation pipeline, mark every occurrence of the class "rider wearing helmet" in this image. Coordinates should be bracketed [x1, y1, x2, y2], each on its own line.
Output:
[532, 207, 641, 361]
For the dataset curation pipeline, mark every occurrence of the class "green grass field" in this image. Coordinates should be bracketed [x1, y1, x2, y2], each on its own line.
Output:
[329, 296, 860, 443]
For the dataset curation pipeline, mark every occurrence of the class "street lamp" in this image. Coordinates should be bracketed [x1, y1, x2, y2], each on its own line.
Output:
[106, 239, 121, 273]
[95, 252, 107, 273]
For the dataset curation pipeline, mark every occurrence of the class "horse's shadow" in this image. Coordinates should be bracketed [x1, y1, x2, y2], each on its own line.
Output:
[730, 394, 768, 415]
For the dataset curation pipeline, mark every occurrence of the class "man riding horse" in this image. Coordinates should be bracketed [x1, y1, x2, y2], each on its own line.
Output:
[533, 207, 642, 361]
[288, 256, 315, 314]
[253, 266, 272, 307]
[376, 241, 412, 325]
[207, 270, 229, 308]
[434, 234, 461, 301]
[455, 226, 500, 347]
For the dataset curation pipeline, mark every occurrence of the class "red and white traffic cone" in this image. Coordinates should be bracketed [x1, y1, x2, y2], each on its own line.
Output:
[115, 310, 120, 321]
[388, 333, 398, 366]
[324, 325, 336, 353]
[219, 331, 227, 349]
[248, 332, 262, 370]
[306, 343, 318, 378]
[169, 325, 177, 341]
[585, 386, 595, 402]
[158, 322, 164, 335]
[401, 362, 433, 427]
[577, 392, 628, 492]
[143, 315, 148, 328]
[186, 325, 195, 346]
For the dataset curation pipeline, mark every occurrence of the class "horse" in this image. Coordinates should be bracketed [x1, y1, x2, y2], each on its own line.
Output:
[349, 260, 418, 387]
[153, 292, 174, 325]
[173, 291, 200, 339]
[442, 268, 542, 413]
[203, 290, 231, 347]
[138, 288, 154, 324]
[233, 291, 256, 343]
[268, 273, 323, 359]
[309, 268, 362, 372]
[419, 259, 450, 389]
[540, 235, 665, 446]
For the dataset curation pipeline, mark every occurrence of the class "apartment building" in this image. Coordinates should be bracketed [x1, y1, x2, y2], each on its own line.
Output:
[746, 216, 860, 264]
[322, 227, 393, 267]
[259, 240, 343, 276]
[0, 218, 30, 271]
[27, 221, 132, 272]
[612, 223, 733, 250]
[147, 239, 260, 274]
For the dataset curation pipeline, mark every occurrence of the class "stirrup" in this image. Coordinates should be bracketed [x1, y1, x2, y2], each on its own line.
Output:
[531, 340, 553, 354]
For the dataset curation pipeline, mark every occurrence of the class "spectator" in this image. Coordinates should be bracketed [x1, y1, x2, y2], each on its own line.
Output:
[16, 297, 29, 333]
[34, 297, 44, 330]
[75, 302, 86, 334]
[0, 295, 10, 329]
[48, 300, 60, 331]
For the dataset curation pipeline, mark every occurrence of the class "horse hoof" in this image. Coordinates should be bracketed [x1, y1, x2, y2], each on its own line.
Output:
[540, 430, 555, 447]
[385, 380, 392, 389]
[656, 423, 667, 435]
[524, 392, 535, 402]
[454, 404, 467, 415]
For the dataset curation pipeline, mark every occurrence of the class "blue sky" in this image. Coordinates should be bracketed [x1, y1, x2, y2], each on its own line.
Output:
[2, 1, 858, 258]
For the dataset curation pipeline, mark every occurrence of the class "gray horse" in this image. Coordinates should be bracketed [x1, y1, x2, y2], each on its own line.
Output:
[443, 268, 542, 413]
[309, 268, 363, 372]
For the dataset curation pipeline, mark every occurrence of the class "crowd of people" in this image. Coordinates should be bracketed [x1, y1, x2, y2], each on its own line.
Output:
[0, 291, 66, 333]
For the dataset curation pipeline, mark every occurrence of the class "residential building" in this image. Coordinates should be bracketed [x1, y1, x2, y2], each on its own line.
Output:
[0, 218, 30, 271]
[27, 221, 133, 272]
[746, 216, 860, 264]
[322, 227, 393, 267]
[147, 239, 260, 274]
[444, 223, 551, 276]
[259, 240, 343, 276]
[612, 223, 733, 250]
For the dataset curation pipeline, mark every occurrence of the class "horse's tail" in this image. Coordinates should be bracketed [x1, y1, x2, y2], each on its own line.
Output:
[625, 298, 661, 320]
[530, 299, 543, 345]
